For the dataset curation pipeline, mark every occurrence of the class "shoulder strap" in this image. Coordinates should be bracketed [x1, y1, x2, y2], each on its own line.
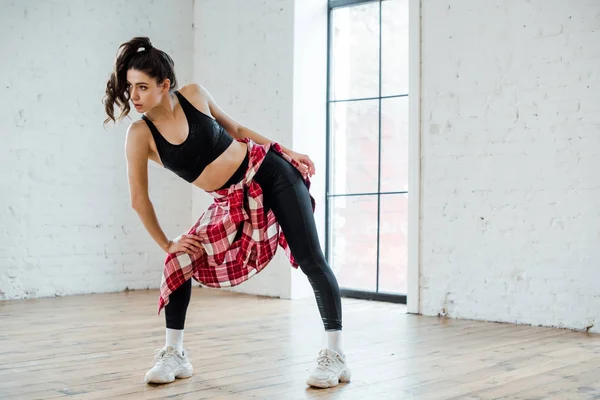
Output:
[141, 115, 167, 146]
[174, 90, 195, 115]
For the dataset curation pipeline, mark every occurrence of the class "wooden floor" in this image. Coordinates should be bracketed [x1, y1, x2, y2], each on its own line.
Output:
[1, 289, 599, 400]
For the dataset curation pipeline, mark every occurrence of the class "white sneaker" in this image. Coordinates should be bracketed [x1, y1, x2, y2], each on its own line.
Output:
[144, 346, 194, 384]
[306, 349, 351, 388]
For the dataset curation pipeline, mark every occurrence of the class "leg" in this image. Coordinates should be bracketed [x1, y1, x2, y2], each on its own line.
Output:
[257, 152, 343, 334]
[145, 279, 194, 384]
[165, 278, 192, 331]
[255, 151, 351, 388]
[272, 181, 343, 332]
[164, 278, 192, 353]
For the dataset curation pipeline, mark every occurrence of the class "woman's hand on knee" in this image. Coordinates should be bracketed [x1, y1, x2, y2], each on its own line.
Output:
[287, 151, 315, 177]
[166, 234, 203, 254]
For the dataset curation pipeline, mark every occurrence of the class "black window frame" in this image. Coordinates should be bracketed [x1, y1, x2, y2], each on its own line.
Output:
[325, 0, 408, 304]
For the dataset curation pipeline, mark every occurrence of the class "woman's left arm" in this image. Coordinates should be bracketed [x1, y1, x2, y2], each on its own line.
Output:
[199, 84, 315, 177]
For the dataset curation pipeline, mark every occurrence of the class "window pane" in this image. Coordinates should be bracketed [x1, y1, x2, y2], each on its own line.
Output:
[382, 0, 409, 96]
[378, 193, 408, 294]
[329, 195, 378, 292]
[380, 97, 409, 192]
[330, 99, 379, 195]
[330, 2, 380, 100]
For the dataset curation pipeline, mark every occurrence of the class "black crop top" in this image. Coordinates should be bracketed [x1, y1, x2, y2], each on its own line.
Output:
[141, 91, 234, 182]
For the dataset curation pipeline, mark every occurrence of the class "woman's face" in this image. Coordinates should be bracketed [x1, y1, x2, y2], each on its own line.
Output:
[126, 69, 167, 113]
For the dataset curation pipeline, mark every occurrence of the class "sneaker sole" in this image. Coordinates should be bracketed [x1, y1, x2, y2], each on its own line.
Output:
[145, 363, 194, 384]
[306, 369, 351, 389]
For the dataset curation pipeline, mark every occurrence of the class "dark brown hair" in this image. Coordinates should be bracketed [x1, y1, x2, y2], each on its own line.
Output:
[103, 37, 178, 125]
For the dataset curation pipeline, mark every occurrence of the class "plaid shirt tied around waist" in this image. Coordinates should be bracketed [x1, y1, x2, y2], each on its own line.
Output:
[158, 139, 315, 313]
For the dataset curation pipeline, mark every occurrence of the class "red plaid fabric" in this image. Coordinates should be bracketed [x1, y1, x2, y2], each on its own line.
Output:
[158, 139, 314, 313]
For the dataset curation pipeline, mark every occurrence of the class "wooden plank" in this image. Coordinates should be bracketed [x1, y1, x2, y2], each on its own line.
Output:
[0, 289, 598, 400]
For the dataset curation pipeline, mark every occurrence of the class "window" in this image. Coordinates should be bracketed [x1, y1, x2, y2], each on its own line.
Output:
[326, 0, 409, 302]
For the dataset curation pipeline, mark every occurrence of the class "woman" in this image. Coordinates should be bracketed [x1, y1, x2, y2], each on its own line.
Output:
[103, 37, 351, 389]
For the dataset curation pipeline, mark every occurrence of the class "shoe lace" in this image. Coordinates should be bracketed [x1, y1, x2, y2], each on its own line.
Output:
[153, 348, 180, 369]
[315, 353, 336, 371]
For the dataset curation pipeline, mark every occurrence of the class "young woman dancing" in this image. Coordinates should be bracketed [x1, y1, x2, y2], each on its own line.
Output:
[103, 37, 351, 389]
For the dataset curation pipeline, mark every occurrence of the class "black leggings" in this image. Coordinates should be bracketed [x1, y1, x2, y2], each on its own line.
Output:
[165, 149, 343, 331]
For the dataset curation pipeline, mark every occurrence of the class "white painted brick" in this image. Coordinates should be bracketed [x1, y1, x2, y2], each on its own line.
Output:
[421, 0, 600, 333]
[0, 1, 194, 300]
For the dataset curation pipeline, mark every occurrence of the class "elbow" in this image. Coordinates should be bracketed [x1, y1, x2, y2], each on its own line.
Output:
[232, 125, 244, 139]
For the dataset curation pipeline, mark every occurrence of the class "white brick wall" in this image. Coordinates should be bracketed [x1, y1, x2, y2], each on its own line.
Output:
[0, 1, 194, 299]
[420, 0, 600, 333]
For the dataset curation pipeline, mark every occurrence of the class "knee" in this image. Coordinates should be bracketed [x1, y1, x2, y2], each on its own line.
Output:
[297, 255, 330, 278]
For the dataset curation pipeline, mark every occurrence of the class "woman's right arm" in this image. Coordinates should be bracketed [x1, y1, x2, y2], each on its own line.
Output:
[125, 123, 202, 254]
